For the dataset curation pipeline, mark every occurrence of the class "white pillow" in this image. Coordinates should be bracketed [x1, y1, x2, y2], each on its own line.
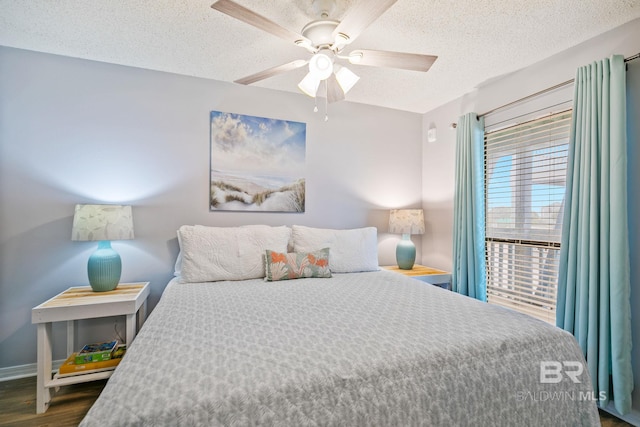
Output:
[177, 225, 291, 282]
[291, 225, 379, 273]
[174, 232, 183, 277]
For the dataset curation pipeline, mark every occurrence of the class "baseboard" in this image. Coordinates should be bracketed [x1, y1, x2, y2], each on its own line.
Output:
[0, 359, 65, 382]
[602, 402, 640, 427]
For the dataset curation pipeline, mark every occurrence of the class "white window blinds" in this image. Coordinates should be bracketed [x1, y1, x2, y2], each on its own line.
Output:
[484, 110, 571, 323]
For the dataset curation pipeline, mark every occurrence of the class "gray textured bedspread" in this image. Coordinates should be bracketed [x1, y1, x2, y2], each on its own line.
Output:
[80, 271, 599, 426]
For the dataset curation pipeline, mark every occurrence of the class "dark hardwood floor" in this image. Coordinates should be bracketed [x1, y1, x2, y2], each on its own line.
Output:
[0, 376, 634, 426]
[0, 376, 106, 427]
[601, 410, 636, 427]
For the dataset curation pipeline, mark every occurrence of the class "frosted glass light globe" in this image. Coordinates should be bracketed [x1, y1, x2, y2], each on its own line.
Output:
[309, 53, 333, 80]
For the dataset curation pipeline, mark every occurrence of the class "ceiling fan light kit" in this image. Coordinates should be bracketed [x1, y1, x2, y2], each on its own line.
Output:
[298, 72, 321, 97]
[309, 53, 334, 80]
[335, 66, 360, 94]
[211, 0, 437, 110]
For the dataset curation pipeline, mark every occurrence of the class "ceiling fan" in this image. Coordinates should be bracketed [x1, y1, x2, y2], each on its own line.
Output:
[210, 0, 437, 103]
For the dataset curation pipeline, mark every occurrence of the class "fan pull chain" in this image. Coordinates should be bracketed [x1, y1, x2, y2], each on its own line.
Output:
[324, 80, 329, 122]
[310, 82, 328, 121]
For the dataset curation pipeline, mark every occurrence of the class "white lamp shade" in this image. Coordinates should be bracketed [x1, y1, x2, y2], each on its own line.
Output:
[72, 204, 134, 241]
[335, 66, 360, 94]
[298, 72, 321, 97]
[389, 209, 425, 235]
[309, 53, 333, 80]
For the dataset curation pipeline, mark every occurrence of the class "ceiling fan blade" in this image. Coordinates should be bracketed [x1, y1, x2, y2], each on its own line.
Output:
[234, 60, 308, 85]
[332, 0, 397, 44]
[211, 0, 311, 46]
[326, 75, 345, 103]
[349, 49, 437, 72]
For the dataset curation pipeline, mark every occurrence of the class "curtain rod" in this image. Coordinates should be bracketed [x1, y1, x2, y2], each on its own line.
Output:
[450, 52, 639, 128]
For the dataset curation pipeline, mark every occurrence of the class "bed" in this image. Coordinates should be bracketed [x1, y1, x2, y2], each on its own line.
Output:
[80, 225, 599, 426]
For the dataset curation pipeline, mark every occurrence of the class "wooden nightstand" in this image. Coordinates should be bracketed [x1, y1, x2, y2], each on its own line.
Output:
[31, 282, 150, 414]
[383, 265, 452, 290]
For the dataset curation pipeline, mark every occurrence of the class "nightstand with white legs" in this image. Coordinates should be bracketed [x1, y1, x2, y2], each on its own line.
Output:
[31, 282, 150, 414]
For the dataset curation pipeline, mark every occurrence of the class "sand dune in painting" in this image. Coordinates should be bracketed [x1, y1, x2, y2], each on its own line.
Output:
[210, 175, 305, 212]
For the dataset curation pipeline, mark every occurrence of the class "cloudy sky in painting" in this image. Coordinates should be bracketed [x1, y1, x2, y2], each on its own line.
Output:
[210, 111, 306, 178]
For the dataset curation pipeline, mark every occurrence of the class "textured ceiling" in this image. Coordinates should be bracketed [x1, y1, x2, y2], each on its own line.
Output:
[2, 1, 640, 113]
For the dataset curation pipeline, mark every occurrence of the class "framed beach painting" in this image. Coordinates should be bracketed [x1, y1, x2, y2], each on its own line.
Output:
[210, 111, 306, 212]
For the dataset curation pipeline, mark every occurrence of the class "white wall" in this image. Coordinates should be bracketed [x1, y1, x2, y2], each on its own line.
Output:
[421, 18, 640, 421]
[0, 46, 423, 369]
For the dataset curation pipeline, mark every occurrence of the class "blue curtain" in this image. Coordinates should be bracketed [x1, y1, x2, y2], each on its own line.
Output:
[557, 55, 633, 414]
[452, 113, 486, 301]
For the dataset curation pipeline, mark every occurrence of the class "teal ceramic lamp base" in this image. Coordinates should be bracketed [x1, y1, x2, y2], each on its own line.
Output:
[396, 234, 416, 270]
[87, 241, 122, 292]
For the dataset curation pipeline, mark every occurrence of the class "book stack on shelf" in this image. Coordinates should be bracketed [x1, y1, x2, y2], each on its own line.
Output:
[57, 340, 127, 377]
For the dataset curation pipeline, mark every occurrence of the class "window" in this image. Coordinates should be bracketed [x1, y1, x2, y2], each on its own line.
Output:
[484, 110, 572, 323]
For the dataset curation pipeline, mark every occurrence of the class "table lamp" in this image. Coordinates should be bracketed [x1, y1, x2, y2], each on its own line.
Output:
[71, 204, 134, 292]
[389, 209, 425, 270]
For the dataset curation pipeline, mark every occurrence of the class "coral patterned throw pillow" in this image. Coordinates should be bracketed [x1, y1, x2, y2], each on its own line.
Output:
[265, 248, 331, 281]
